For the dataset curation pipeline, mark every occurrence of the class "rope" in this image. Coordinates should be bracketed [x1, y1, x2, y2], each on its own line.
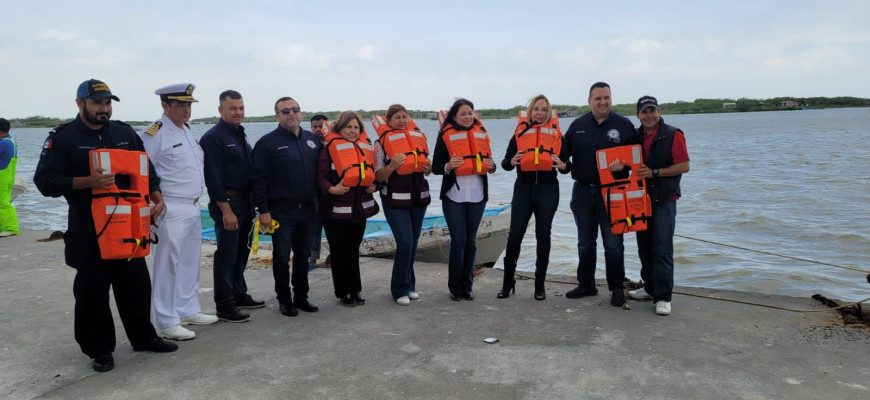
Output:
[521, 273, 869, 314]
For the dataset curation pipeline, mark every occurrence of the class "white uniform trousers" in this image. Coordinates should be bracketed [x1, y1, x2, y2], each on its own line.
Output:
[151, 199, 203, 329]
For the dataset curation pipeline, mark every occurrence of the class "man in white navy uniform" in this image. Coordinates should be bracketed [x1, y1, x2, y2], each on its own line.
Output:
[140, 83, 218, 341]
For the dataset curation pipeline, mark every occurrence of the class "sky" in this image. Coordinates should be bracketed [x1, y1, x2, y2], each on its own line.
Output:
[1, 0, 868, 121]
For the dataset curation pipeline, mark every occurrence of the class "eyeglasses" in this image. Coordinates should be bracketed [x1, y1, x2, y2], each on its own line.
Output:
[280, 107, 301, 115]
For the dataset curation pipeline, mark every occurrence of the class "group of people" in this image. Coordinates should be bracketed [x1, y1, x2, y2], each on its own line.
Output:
[31, 78, 688, 373]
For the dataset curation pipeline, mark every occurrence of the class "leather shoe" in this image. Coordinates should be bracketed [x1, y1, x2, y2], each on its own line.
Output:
[133, 337, 178, 353]
[279, 302, 298, 317]
[353, 293, 366, 306]
[235, 294, 265, 309]
[294, 298, 319, 312]
[565, 286, 599, 299]
[340, 296, 356, 307]
[449, 292, 461, 301]
[92, 354, 114, 372]
[610, 289, 626, 307]
[461, 292, 474, 301]
[217, 308, 251, 323]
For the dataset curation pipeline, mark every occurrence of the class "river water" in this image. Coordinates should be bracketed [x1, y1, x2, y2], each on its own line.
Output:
[8, 108, 870, 301]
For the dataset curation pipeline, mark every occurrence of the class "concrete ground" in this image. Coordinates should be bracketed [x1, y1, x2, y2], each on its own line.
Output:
[1, 229, 868, 400]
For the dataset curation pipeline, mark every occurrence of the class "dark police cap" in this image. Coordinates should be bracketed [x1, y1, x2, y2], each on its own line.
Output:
[636, 96, 659, 112]
[77, 79, 120, 101]
[155, 83, 199, 102]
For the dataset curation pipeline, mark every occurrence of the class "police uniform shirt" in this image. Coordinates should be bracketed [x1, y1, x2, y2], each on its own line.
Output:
[140, 114, 204, 199]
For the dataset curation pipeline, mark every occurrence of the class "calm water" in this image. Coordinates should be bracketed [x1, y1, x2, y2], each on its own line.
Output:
[8, 108, 870, 301]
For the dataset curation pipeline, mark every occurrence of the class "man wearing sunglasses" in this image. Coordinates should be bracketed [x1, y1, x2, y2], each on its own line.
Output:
[250, 97, 323, 317]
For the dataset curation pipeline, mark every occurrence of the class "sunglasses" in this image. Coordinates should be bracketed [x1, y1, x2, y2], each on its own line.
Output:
[280, 107, 301, 115]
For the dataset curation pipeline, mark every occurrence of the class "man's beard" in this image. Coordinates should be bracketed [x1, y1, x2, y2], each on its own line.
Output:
[82, 102, 110, 126]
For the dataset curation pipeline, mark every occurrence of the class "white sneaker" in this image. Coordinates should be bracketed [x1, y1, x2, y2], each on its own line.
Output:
[408, 292, 420, 300]
[181, 313, 219, 325]
[396, 296, 411, 306]
[0, 231, 15, 237]
[655, 301, 672, 316]
[628, 288, 653, 300]
[158, 325, 196, 341]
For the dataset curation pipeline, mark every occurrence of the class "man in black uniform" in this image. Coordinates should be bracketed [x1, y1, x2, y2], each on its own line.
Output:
[251, 97, 322, 316]
[33, 79, 178, 372]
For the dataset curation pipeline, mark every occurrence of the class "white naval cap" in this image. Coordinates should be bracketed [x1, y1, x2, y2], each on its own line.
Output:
[155, 83, 198, 102]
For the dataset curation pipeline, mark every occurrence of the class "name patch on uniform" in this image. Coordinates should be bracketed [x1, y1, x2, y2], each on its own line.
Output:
[306, 140, 316, 149]
[145, 121, 162, 136]
[172, 143, 183, 148]
[277, 146, 289, 150]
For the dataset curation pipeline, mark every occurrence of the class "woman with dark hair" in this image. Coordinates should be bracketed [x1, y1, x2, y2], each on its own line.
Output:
[498, 94, 569, 300]
[432, 98, 496, 301]
[318, 111, 379, 307]
[372, 104, 431, 306]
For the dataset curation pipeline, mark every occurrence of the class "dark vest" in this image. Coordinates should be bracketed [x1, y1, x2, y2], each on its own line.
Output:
[380, 168, 431, 209]
[643, 119, 682, 202]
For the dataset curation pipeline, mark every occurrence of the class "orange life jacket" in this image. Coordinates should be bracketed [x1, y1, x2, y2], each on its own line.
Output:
[371, 115, 430, 175]
[89, 149, 154, 260]
[437, 110, 492, 176]
[595, 144, 652, 234]
[324, 121, 376, 187]
[515, 108, 562, 171]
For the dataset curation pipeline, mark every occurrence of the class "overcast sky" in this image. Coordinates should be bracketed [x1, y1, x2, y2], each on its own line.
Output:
[1, 0, 867, 121]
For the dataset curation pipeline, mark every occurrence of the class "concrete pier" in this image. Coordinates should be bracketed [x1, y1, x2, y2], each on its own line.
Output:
[1, 229, 867, 399]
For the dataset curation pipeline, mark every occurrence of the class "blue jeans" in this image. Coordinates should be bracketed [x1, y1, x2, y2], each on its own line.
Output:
[381, 198, 427, 299]
[504, 182, 559, 275]
[270, 204, 319, 304]
[442, 197, 486, 295]
[209, 194, 254, 312]
[570, 183, 625, 292]
[636, 200, 677, 302]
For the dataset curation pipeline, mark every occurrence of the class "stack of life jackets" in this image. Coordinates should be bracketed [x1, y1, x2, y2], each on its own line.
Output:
[514, 108, 562, 171]
[437, 110, 492, 176]
[595, 144, 652, 234]
[324, 121, 376, 188]
[371, 115, 431, 208]
[89, 149, 154, 260]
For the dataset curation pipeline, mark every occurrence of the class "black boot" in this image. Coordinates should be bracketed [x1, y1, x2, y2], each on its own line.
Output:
[534, 263, 547, 300]
[497, 257, 517, 299]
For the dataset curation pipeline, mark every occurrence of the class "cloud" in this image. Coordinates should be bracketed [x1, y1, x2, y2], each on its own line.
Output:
[269, 44, 333, 68]
[357, 45, 379, 60]
[38, 29, 79, 41]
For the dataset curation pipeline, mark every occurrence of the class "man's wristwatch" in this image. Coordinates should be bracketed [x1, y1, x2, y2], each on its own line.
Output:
[652, 168, 660, 178]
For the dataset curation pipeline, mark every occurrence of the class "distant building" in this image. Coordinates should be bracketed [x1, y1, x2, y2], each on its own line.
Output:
[427, 112, 438, 120]
[723, 102, 737, 109]
[558, 110, 577, 118]
[779, 100, 798, 108]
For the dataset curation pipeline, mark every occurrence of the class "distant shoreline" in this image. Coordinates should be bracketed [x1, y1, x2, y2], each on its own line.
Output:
[8, 96, 869, 128]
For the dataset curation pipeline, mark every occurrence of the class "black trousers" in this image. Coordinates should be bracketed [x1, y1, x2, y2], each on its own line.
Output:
[323, 219, 366, 298]
[73, 256, 157, 358]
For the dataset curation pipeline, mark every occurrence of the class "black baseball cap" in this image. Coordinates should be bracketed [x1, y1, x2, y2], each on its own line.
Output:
[636, 95, 658, 112]
[76, 79, 120, 101]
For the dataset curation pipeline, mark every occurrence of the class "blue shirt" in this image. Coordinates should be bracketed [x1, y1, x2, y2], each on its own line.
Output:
[199, 119, 252, 202]
[562, 111, 640, 184]
[250, 126, 322, 213]
[0, 135, 15, 170]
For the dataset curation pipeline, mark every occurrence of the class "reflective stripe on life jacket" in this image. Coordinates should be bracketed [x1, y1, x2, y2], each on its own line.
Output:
[515, 108, 562, 171]
[438, 110, 492, 176]
[371, 115, 430, 175]
[324, 121, 376, 187]
[89, 149, 155, 260]
[595, 144, 652, 234]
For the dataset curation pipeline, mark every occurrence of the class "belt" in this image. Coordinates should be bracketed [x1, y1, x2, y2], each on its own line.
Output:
[575, 181, 600, 187]
[163, 196, 200, 205]
[225, 189, 247, 196]
[270, 200, 314, 210]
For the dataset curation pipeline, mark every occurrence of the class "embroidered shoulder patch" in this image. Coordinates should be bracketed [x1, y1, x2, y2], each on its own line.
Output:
[145, 121, 163, 136]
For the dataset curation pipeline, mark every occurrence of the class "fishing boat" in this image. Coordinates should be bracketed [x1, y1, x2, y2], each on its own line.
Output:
[201, 204, 511, 266]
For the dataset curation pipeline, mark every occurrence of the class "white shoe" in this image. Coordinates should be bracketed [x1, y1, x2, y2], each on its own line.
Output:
[181, 313, 219, 325]
[158, 325, 196, 341]
[396, 296, 411, 306]
[655, 301, 672, 316]
[408, 292, 420, 300]
[628, 288, 653, 300]
[0, 231, 15, 237]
